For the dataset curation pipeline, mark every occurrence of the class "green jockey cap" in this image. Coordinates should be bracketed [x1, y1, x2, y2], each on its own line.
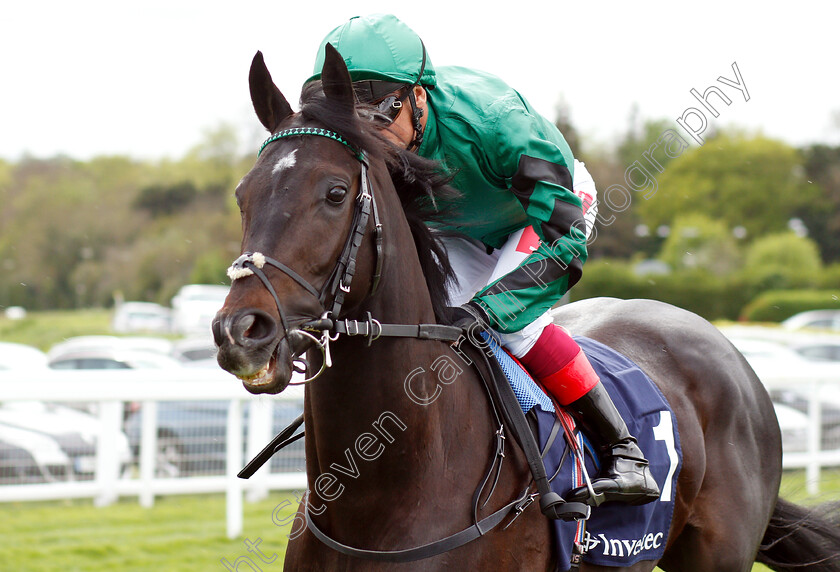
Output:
[308, 14, 436, 88]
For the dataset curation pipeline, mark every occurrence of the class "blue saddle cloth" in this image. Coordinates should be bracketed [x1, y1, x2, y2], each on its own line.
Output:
[485, 335, 682, 570]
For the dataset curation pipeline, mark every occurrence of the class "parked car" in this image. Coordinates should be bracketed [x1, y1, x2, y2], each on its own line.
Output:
[112, 302, 172, 334]
[727, 337, 840, 380]
[3, 306, 26, 320]
[171, 336, 218, 363]
[47, 336, 174, 362]
[0, 342, 49, 371]
[48, 347, 183, 371]
[0, 345, 76, 483]
[781, 310, 840, 333]
[0, 423, 71, 483]
[727, 336, 840, 450]
[773, 402, 809, 454]
[47, 344, 185, 419]
[171, 284, 229, 335]
[47, 336, 303, 478]
[790, 339, 840, 362]
[0, 401, 131, 479]
[728, 337, 805, 364]
[123, 395, 305, 478]
[770, 388, 840, 450]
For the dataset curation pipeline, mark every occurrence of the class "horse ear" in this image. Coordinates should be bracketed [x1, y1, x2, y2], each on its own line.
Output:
[249, 51, 293, 132]
[320, 43, 355, 115]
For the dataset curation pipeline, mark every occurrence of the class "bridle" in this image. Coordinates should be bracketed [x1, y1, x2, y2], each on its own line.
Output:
[226, 126, 384, 379]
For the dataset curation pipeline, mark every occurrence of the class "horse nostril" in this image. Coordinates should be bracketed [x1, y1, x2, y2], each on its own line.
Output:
[229, 310, 278, 347]
[212, 316, 224, 347]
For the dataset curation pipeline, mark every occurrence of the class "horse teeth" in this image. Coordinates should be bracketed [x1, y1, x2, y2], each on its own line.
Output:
[238, 363, 270, 383]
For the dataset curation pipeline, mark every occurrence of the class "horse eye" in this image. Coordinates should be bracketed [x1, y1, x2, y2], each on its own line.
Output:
[327, 186, 347, 204]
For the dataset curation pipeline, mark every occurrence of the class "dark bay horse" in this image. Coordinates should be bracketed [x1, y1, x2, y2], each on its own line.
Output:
[213, 45, 840, 571]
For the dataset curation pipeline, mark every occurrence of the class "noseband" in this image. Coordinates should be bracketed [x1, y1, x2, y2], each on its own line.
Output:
[227, 127, 383, 378]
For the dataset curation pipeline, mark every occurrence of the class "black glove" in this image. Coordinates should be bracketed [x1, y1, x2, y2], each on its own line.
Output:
[446, 301, 490, 329]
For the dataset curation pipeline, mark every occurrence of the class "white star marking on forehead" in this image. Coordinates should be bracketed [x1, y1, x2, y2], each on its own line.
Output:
[272, 149, 298, 176]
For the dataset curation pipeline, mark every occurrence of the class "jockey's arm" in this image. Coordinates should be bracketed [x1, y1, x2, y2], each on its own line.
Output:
[470, 107, 589, 334]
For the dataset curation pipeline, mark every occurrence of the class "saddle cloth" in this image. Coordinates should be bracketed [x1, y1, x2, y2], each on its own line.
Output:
[485, 335, 682, 570]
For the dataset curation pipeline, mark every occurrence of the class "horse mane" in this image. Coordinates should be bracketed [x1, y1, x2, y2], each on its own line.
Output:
[299, 82, 461, 321]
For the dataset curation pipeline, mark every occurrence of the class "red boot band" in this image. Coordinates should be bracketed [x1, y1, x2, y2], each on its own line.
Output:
[519, 324, 599, 405]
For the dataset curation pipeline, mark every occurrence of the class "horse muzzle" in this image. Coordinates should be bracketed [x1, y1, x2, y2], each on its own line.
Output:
[213, 308, 311, 394]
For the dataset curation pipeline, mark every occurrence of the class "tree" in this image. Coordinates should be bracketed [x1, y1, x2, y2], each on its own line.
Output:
[658, 213, 741, 275]
[616, 117, 684, 174]
[179, 123, 243, 192]
[582, 116, 691, 260]
[0, 124, 244, 311]
[554, 96, 582, 156]
[743, 232, 823, 290]
[799, 144, 840, 263]
[134, 181, 198, 217]
[0, 156, 146, 309]
[580, 150, 653, 259]
[636, 133, 819, 242]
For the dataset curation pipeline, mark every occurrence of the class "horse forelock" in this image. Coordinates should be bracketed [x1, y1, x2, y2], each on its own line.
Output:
[293, 82, 460, 321]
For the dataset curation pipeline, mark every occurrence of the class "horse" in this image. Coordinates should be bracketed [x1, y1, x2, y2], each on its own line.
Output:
[213, 44, 840, 571]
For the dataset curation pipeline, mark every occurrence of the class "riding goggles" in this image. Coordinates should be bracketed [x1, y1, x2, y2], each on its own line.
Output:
[372, 90, 409, 123]
[353, 80, 410, 124]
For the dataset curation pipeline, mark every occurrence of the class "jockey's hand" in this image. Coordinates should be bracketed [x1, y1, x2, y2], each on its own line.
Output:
[446, 301, 489, 328]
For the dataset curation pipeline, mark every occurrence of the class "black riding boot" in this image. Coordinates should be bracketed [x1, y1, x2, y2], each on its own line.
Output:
[566, 381, 660, 506]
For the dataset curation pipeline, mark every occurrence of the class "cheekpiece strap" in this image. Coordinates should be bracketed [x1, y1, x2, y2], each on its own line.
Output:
[258, 127, 365, 162]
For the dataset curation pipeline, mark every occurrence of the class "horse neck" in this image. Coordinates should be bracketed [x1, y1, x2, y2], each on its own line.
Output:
[304, 171, 487, 495]
[308, 167, 442, 413]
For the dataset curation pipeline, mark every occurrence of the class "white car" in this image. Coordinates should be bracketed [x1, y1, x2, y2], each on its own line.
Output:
[0, 344, 78, 481]
[782, 310, 840, 333]
[48, 348, 183, 371]
[112, 302, 172, 334]
[46, 343, 184, 418]
[171, 336, 218, 363]
[47, 336, 174, 361]
[726, 337, 840, 383]
[0, 401, 131, 478]
[0, 423, 71, 482]
[789, 337, 840, 363]
[773, 402, 809, 453]
[0, 342, 49, 371]
[726, 335, 840, 450]
[171, 284, 229, 335]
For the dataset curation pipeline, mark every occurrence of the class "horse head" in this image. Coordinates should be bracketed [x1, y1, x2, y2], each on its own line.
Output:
[213, 45, 385, 394]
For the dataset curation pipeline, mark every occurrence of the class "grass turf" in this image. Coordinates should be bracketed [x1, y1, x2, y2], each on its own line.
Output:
[0, 309, 116, 352]
[2, 470, 838, 571]
[0, 492, 299, 571]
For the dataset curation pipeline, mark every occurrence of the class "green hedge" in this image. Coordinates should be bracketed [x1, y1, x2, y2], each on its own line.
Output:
[569, 261, 753, 321]
[738, 290, 840, 322]
[569, 259, 839, 322]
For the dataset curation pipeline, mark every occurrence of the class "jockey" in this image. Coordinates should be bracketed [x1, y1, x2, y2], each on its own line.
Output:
[307, 14, 659, 507]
